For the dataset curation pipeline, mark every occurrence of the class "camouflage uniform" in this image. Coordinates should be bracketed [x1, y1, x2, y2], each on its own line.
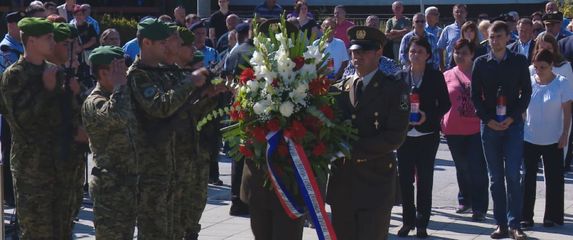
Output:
[82, 83, 138, 239]
[0, 58, 81, 240]
[128, 57, 196, 239]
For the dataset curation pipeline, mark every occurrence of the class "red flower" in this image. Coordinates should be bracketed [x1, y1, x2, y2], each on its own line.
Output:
[320, 105, 335, 120]
[230, 102, 243, 121]
[309, 77, 330, 96]
[293, 56, 305, 71]
[312, 142, 327, 156]
[277, 142, 289, 157]
[239, 144, 254, 158]
[239, 68, 256, 85]
[272, 78, 279, 87]
[266, 118, 281, 132]
[285, 120, 307, 141]
[250, 126, 267, 143]
[303, 115, 322, 132]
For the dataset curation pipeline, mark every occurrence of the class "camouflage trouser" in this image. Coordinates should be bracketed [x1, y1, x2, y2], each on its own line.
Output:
[90, 171, 137, 239]
[69, 151, 87, 221]
[11, 146, 77, 240]
[173, 144, 194, 240]
[185, 149, 210, 235]
[136, 139, 176, 240]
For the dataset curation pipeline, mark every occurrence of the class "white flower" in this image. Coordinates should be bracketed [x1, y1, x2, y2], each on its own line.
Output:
[253, 65, 277, 83]
[304, 45, 322, 64]
[299, 63, 317, 78]
[289, 82, 308, 105]
[279, 101, 295, 117]
[250, 51, 265, 66]
[253, 99, 271, 115]
[246, 80, 259, 92]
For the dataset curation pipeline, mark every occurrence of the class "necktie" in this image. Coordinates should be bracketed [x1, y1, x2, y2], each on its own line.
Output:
[354, 78, 363, 101]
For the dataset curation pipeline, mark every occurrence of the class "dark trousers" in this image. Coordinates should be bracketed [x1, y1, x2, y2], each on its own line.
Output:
[231, 158, 245, 202]
[249, 190, 305, 240]
[1, 117, 15, 206]
[445, 134, 489, 214]
[331, 169, 396, 240]
[565, 106, 573, 169]
[522, 142, 564, 224]
[397, 132, 440, 228]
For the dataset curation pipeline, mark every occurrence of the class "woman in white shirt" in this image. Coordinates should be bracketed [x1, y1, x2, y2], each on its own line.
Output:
[522, 49, 571, 229]
[528, 33, 573, 90]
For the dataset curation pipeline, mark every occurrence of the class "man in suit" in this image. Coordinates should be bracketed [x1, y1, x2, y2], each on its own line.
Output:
[327, 26, 410, 240]
[542, 11, 572, 42]
[508, 18, 535, 63]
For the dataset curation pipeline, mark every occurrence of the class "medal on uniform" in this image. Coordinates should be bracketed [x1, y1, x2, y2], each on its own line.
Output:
[374, 112, 379, 129]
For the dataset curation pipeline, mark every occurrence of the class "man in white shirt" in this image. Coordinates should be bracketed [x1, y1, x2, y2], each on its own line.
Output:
[57, 0, 76, 22]
[313, 17, 349, 81]
[508, 18, 535, 63]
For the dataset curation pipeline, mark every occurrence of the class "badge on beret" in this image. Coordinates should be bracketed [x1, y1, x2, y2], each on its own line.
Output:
[356, 30, 366, 40]
[400, 94, 409, 111]
[143, 87, 157, 98]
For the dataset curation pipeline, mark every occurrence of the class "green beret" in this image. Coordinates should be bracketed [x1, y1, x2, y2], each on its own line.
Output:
[53, 23, 72, 42]
[17, 17, 54, 37]
[137, 18, 172, 41]
[190, 51, 204, 66]
[89, 45, 125, 66]
[177, 27, 195, 46]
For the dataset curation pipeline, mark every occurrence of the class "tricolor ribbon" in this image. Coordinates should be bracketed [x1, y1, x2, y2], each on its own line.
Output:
[265, 131, 337, 240]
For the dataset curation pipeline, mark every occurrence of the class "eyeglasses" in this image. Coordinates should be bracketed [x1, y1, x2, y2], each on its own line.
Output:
[415, 20, 426, 23]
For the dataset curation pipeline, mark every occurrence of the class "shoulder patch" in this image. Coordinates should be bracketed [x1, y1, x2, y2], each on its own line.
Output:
[143, 87, 157, 98]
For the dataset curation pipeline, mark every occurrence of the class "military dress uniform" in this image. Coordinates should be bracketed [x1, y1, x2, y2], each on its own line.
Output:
[0, 18, 82, 240]
[128, 18, 198, 239]
[82, 46, 139, 239]
[326, 26, 410, 240]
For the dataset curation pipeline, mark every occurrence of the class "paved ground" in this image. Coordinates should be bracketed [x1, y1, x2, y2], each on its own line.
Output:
[4, 141, 573, 239]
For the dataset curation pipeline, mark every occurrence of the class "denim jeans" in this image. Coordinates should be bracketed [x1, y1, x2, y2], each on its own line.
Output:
[445, 134, 489, 214]
[481, 121, 524, 228]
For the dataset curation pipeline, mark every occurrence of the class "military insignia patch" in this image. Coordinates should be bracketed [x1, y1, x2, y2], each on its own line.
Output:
[143, 87, 157, 98]
[356, 30, 366, 40]
[400, 94, 409, 111]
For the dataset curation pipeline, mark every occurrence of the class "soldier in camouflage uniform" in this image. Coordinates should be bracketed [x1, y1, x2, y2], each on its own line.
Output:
[81, 45, 138, 239]
[128, 18, 207, 239]
[0, 17, 83, 240]
[169, 26, 224, 240]
[47, 22, 90, 230]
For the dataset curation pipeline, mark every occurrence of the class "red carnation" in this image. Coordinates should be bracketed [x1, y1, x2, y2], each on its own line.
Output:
[290, 120, 307, 140]
[277, 142, 289, 157]
[320, 105, 335, 120]
[309, 77, 330, 96]
[272, 78, 279, 87]
[266, 118, 281, 132]
[293, 56, 305, 71]
[303, 115, 322, 132]
[239, 68, 256, 85]
[230, 102, 243, 121]
[239, 144, 254, 158]
[250, 126, 267, 143]
[312, 142, 327, 156]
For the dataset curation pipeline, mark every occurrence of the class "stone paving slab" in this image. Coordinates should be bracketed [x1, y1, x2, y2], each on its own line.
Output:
[3, 142, 573, 239]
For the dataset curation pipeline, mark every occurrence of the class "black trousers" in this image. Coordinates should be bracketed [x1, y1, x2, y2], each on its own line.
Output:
[231, 158, 245, 202]
[522, 142, 564, 224]
[249, 189, 305, 240]
[565, 106, 573, 169]
[397, 133, 440, 228]
[331, 169, 396, 240]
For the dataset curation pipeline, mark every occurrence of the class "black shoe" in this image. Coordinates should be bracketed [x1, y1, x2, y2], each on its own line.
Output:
[416, 228, 428, 238]
[456, 205, 472, 214]
[229, 201, 249, 216]
[472, 212, 486, 222]
[209, 178, 223, 186]
[490, 226, 509, 239]
[543, 220, 555, 227]
[397, 225, 414, 237]
[520, 220, 534, 229]
[509, 227, 527, 240]
[184, 232, 199, 240]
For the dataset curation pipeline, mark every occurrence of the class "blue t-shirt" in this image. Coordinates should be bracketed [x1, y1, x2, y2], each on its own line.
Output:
[0, 34, 24, 73]
[122, 38, 140, 62]
[201, 46, 220, 67]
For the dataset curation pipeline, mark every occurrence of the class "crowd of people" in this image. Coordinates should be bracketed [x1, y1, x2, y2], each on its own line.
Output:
[0, 0, 572, 240]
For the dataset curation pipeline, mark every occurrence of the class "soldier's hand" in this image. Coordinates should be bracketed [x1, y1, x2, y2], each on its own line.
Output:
[110, 59, 128, 87]
[190, 67, 209, 87]
[69, 77, 81, 96]
[42, 65, 58, 91]
[74, 127, 89, 144]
